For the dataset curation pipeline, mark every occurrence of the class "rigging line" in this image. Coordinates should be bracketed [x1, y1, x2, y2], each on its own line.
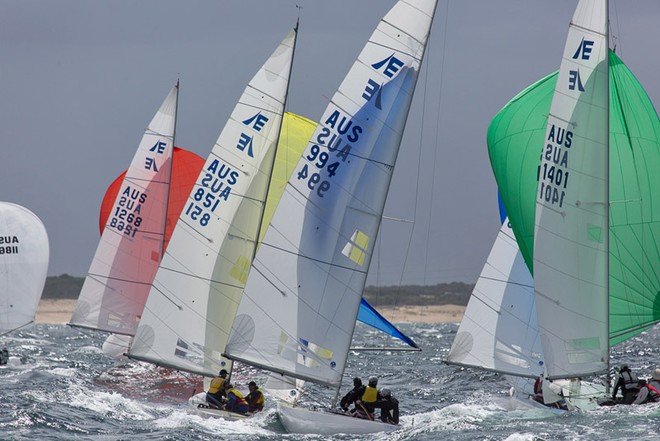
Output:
[610, 0, 621, 53]
[0, 321, 34, 338]
[377, 1, 448, 323]
[423, 0, 448, 285]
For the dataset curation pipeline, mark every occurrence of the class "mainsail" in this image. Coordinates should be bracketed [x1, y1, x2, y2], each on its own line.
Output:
[0, 202, 49, 334]
[128, 27, 298, 377]
[70, 84, 178, 336]
[225, 0, 437, 388]
[533, 0, 610, 380]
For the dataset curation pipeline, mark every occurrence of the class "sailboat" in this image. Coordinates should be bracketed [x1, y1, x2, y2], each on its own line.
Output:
[446, 195, 604, 413]
[222, 0, 437, 434]
[69, 84, 178, 350]
[126, 25, 299, 420]
[486, 0, 660, 409]
[0, 202, 49, 364]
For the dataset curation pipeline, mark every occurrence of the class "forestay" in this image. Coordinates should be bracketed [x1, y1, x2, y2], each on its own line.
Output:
[225, 0, 436, 388]
[128, 29, 297, 377]
[70, 85, 178, 336]
[533, 0, 609, 379]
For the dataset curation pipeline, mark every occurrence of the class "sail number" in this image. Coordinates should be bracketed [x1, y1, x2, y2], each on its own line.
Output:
[109, 192, 145, 238]
[296, 144, 339, 197]
[184, 188, 215, 227]
[0, 246, 19, 254]
[110, 207, 142, 238]
[538, 163, 569, 207]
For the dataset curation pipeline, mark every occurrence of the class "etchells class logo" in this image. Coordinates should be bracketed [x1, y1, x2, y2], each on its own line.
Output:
[236, 112, 269, 158]
[145, 140, 167, 171]
[568, 37, 595, 92]
[363, 53, 405, 110]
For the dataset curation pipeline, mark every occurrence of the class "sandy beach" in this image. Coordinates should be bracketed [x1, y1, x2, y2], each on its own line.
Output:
[35, 299, 465, 324]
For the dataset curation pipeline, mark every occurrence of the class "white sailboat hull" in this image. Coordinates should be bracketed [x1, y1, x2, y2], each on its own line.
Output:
[187, 392, 250, 421]
[277, 402, 398, 435]
[508, 378, 605, 413]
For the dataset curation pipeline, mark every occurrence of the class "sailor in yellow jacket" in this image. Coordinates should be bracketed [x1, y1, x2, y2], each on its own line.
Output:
[206, 369, 228, 407]
[354, 376, 379, 419]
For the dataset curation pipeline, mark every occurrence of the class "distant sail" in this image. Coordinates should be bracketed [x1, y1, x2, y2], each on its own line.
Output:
[0, 202, 49, 333]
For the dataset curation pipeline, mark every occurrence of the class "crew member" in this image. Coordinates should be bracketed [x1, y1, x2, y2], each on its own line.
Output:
[245, 381, 265, 413]
[224, 383, 249, 414]
[340, 377, 365, 412]
[612, 364, 639, 404]
[206, 368, 229, 407]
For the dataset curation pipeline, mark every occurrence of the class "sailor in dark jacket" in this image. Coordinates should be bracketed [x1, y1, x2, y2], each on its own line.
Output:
[612, 364, 639, 404]
[340, 377, 365, 411]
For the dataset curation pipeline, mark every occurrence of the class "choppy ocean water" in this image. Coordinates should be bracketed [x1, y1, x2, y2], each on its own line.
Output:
[1, 322, 658, 440]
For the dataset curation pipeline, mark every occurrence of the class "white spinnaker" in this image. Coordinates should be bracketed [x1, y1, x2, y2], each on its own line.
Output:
[0, 202, 49, 332]
[225, 0, 437, 388]
[533, 0, 609, 379]
[448, 217, 542, 378]
[128, 29, 297, 377]
[70, 84, 177, 335]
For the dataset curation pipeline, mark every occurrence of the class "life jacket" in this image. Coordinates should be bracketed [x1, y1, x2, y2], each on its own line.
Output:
[249, 388, 265, 410]
[645, 384, 660, 403]
[621, 371, 638, 391]
[227, 388, 248, 406]
[362, 386, 378, 403]
[208, 376, 226, 394]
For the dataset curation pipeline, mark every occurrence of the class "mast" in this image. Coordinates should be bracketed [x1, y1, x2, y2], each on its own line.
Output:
[604, 0, 611, 394]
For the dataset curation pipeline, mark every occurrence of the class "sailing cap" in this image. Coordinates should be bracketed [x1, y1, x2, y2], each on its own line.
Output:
[381, 388, 391, 398]
[653, 368, 660, 381]
[219, 369, 228, 376]
[368, 376, 378, 387]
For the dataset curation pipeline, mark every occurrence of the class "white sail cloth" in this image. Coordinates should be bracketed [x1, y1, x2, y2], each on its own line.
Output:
[70, 85, 178, 336]
[225, 0, 437, 388]
[0, 202, 49, 332]
[533, 0, 610, 380]
[128, 29, 297, 377]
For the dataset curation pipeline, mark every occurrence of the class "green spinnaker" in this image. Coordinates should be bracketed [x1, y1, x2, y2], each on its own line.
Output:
[487, 50, 660, 346]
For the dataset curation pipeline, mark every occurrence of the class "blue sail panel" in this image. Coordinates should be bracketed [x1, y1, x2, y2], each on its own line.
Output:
[358, 298, 419, 348]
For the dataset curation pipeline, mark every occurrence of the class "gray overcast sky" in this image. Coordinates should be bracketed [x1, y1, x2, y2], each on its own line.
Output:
[1, 1, 658, 285]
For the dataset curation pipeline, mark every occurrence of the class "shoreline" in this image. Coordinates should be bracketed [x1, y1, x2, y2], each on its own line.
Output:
[35, 299, 465, 324]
